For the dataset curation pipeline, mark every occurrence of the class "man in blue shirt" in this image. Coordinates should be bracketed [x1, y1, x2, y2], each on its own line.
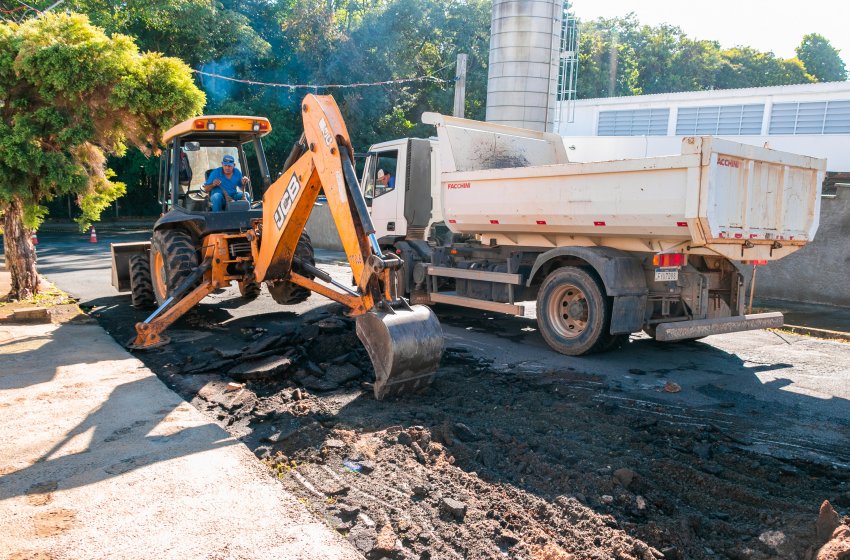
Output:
[377, 168, 395, 190]
[203, 154, 250, 211]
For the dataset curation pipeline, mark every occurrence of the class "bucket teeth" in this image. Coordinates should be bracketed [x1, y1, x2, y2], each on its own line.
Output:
[355, 305, 444, 400]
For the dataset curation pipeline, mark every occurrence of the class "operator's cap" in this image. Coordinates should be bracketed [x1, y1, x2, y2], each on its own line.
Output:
[377, 169, 385, 179]
[222, 154, 235, 165]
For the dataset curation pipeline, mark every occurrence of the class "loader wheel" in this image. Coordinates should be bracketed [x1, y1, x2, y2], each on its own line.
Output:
[129, 254, 156, 309]
[536, 266, 611, 356]
[267, 233, 315, 305]
[239, 273, 262, 301]
[150, 228, 199, 306]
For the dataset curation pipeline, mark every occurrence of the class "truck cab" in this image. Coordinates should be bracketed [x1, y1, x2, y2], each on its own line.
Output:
[361, 137, 441, 244]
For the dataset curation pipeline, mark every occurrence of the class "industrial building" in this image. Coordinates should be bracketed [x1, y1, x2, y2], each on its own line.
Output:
[555, 81, 850, 176]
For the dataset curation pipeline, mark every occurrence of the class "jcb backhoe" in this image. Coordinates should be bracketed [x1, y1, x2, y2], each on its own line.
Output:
[110, 95, 443, 399]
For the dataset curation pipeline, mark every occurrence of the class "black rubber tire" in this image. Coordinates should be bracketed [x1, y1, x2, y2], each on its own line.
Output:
[238, 274, 262, 300]
[129, 254, 156, 309]
[267, 233, 315, 305]
[536, 266, 612, 356]
[150, 228, 199, 306]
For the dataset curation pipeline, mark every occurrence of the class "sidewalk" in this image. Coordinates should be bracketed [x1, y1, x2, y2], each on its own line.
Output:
[0, 273, 360, 559]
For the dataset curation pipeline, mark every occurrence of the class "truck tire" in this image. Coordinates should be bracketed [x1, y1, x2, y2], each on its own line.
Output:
[536, 266, 612, 356]
[129, 254, 156, 309]
[238, 273, 262, 301]
[150, 228, 199, 306]
[267, 233, 315, 305]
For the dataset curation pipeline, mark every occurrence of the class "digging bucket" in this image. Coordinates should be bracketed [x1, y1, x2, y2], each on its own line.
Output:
[356, 304, 444, 400]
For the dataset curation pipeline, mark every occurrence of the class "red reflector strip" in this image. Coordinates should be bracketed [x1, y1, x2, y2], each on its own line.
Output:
[536, 220, 547, 225]
[448, 219, 456, 224]
[743, 260, 768, 266]
[593, 221, 606, 226]
[653, 253, 687, 267]
[676, 221, 688, 227]
[490, 219, 499, 224]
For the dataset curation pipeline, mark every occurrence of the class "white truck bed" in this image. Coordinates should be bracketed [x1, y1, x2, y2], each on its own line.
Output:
[423, 113, 827, 262]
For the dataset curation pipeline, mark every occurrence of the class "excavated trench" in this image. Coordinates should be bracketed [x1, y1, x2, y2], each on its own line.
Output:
[92, 296, 850, 560]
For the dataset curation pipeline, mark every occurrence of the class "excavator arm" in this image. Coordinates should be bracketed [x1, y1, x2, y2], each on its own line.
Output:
[251, 95, 443, 398]
[130, 95, 443, 399]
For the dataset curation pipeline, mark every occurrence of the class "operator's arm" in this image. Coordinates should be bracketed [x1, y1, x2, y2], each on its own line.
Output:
[203, 168, 221, 193]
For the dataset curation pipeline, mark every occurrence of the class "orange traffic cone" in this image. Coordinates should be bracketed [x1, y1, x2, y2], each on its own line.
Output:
[89, 227, 97, 243]
[31, 232, 38, 246]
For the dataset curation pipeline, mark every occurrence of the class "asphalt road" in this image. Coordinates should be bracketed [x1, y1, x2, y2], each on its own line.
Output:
[34, 230, 850, 461]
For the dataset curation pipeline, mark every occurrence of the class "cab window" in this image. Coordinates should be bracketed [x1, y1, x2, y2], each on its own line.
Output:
[363, 150, 398, 205]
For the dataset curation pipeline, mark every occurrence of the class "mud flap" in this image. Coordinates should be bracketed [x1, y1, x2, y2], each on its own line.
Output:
[356, 305, 444, 400]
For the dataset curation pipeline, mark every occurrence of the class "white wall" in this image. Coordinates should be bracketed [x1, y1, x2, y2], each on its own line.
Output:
[558, 82, 850, 170]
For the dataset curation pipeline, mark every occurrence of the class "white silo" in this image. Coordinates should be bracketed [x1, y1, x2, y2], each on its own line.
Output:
[486, 0, 564, 132]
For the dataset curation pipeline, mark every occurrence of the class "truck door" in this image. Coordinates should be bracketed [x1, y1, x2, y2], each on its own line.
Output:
[362, 148, 405, 240]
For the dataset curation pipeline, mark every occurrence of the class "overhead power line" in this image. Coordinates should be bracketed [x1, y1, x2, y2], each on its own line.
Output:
[192, 69, 451, 90]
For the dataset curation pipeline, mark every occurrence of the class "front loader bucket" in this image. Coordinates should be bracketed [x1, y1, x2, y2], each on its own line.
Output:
[356, 305, 444, 400]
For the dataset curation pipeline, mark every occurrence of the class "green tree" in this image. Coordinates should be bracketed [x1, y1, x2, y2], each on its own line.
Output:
[64, 0, 271, 67]
[0, 13, 205, 299]
[577, 15, 641, 98]
[716, 47, 813, 89]
[796, 33, 847, 82]
[634, 24, 722, 94]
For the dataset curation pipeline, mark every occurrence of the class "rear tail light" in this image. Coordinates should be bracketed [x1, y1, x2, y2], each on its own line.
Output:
[653, 253, 687, 268]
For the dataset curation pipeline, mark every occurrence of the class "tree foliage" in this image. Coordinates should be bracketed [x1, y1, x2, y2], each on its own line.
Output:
[0, 13, 204, 297]
[796, 33, 848, 83]
[577, 14, 822, 98]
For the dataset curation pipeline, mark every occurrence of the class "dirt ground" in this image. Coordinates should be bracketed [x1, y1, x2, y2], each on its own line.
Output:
[69, 291, 850, 560]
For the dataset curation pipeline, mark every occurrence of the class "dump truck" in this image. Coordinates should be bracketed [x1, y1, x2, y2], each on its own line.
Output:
[359, 113, 826, 355]
[110, 95, 443, 399]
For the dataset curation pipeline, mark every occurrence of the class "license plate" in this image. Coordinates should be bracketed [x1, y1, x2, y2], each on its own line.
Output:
[655, 268, 679, 282]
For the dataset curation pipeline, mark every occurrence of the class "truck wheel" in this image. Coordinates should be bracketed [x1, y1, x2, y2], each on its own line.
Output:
[536, 266, 611, 356]
[267, 233, 315, 305]
[239, 273, 262, 301]
[129, 254, 156, 309]
[150, 228, 199, 306]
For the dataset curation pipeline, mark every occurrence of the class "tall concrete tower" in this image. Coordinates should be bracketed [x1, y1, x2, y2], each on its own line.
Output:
[486, 0, 564, 132]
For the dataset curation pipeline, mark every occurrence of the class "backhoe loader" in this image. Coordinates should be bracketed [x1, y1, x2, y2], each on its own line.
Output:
[110, 95, 443, 399]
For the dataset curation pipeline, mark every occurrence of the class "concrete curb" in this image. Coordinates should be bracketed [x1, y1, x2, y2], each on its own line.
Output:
[777, 325, 850, 343]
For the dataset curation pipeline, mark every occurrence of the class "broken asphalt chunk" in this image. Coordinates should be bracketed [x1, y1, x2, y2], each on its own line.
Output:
[440, 497, 467, 521]
[228, 355, 293, 380]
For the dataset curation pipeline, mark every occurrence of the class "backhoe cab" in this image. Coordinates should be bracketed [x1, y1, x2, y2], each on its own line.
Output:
[110, 96, 444, 399]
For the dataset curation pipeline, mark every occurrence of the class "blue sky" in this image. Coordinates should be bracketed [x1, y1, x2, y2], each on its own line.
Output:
[571, 0, 850, 71]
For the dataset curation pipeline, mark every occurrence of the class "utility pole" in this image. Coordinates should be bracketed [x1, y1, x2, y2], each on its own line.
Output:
[453, 53, 468, 118]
